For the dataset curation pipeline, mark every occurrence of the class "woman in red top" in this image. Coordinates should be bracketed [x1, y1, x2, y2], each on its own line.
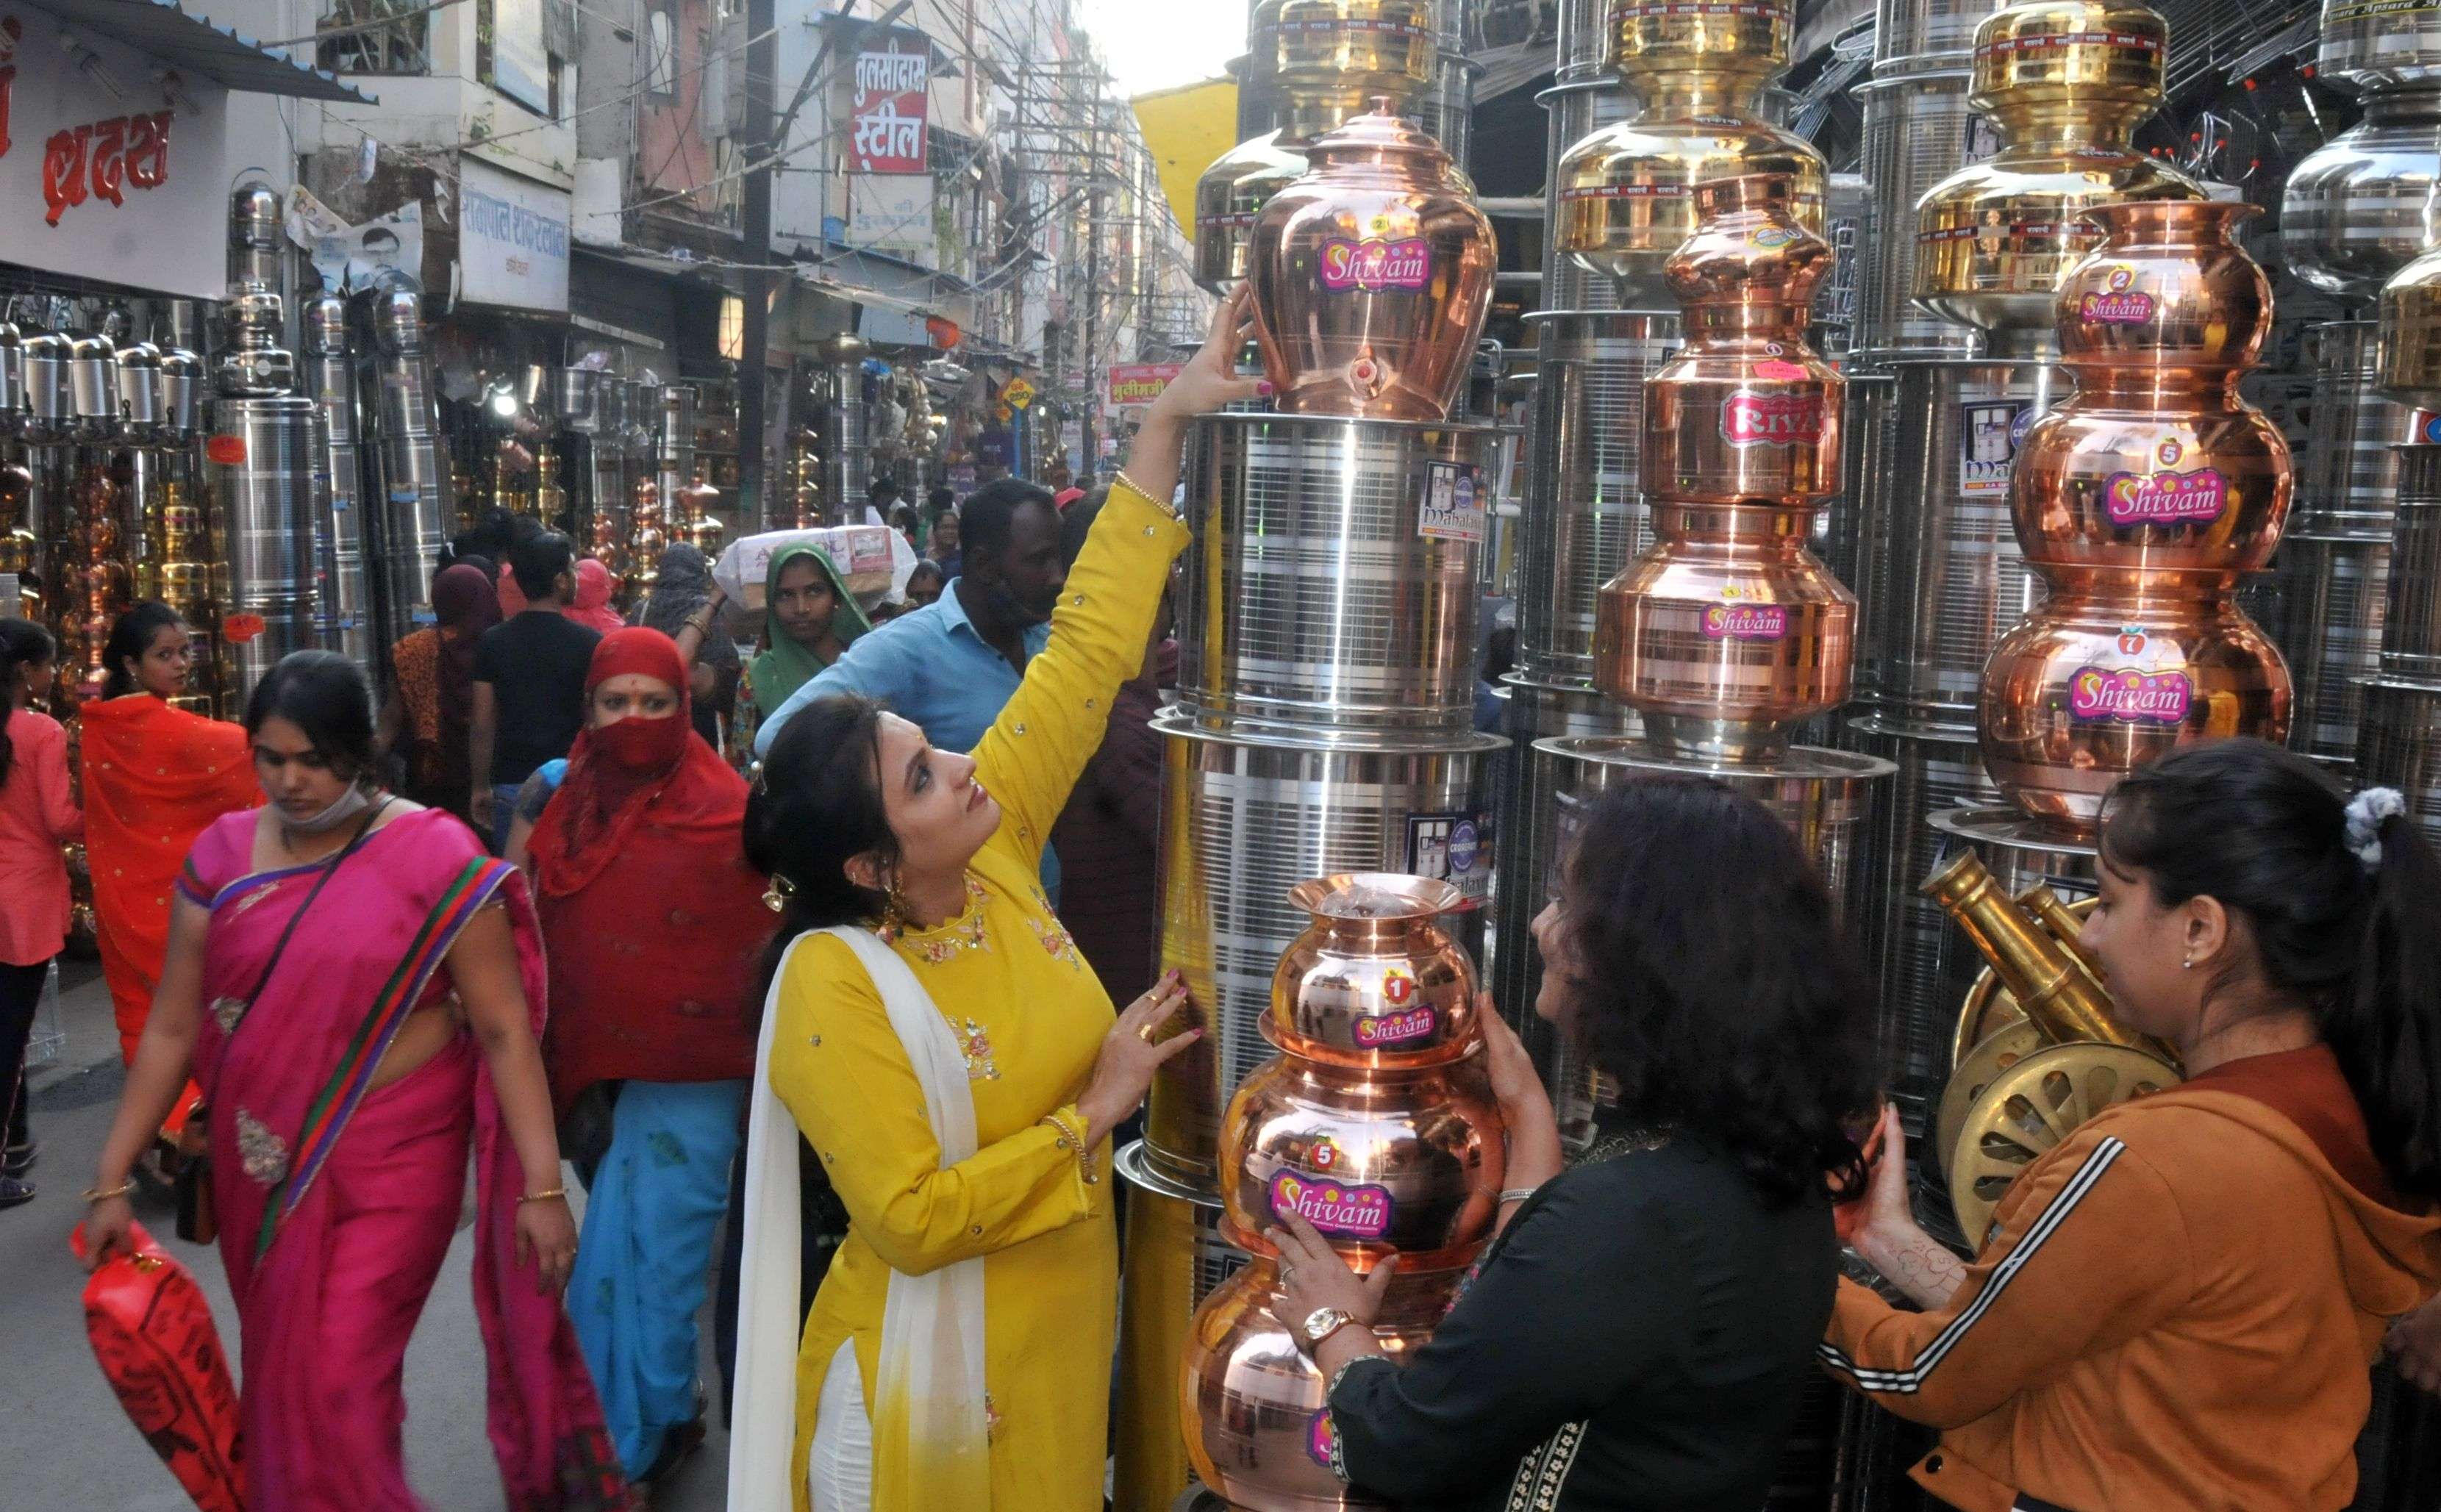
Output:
[0, 619, 79, 1206]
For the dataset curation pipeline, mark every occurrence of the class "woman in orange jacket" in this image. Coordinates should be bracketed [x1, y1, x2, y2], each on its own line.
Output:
[1827, 738, 2441, 1512]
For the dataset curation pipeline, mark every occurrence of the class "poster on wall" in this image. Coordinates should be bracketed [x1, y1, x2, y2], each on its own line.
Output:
[459, 157, 571, 311]
[849, 48, 929, 174]
[0, 7, 234, 298]
[487, 0, 551, 117]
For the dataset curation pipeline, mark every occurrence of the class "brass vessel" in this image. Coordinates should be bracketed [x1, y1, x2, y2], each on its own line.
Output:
[1272, 874, 1482, 1066]
[1593, 174, 1854, 761]
[1196, 132, 1314, 293]
[1920, 845, 2131, 1050]
[1247, 105, 1497, 420]
[1553, 0, 1826, 302]
[2381, 234, 2441, 406]
[1910, 0, 2202, 348]
[1979, 199, 2292, 831]
[1948, 1041, 2175, 1242]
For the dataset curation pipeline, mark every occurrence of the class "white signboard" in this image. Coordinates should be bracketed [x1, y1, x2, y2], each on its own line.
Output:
[489, 0, 551, 117]
[0, 7, 236, 298]
[847, 173, 933, 254]
[459, 157, 571, 311]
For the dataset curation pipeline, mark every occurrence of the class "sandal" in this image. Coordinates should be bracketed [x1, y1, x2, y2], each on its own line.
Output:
[3, 1139, 35, 1178]
[0, 1175, 35, 1211]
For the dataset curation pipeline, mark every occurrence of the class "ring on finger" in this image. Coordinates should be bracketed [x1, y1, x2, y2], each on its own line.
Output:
[1137, 1023, 1157, 1044]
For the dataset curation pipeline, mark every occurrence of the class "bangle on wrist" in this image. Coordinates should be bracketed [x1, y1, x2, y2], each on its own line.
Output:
[82, 1180, 136, 1204]
[1037, 1109, 1097, 1184]
[1498, 1185, 1542, 1205]
[517, 1186, 568, 1205]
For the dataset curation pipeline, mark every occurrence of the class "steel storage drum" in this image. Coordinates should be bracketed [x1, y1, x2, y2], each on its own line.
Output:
[1870, 0, 1993, 73]
[557, 368, 602, 434]
[1557, 0, 1612, 81]
[1851, 73, 1988, 359]
[2295, 323, 2415, 537]
[2265, 532, 2388, 770]
[2379, 445, 2441, 686]
[2360, 679, 2441, 850]
[1409, 55, 1481, 167]
[1175, 412, 1504, 737]
[1113, 1143, 1248, 1512]
[371, 288, 454, 636]
[1855, 357, 2064, 727]
[207, 394, 322, 704]
[1515, 311, 1678, 680]
[1144, 714, 1504, 1187]
[1538, 82, 1640, 313]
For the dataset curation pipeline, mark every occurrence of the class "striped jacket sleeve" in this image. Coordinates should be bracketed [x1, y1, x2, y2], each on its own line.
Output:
[1821, 1123, 2194, 1427]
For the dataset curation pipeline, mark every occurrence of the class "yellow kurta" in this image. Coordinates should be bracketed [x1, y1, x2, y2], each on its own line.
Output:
[768, 479, 1189, 1511]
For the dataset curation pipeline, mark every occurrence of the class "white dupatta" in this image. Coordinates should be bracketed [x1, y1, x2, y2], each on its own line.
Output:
[727, 927, 993, 1510]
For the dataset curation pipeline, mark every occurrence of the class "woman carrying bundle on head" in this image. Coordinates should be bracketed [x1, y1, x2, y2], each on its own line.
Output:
[1828, 737, 2441, 1512]
[727, 545, 871, 772]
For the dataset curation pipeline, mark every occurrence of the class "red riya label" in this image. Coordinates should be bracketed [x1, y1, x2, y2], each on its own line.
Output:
[221, 612, 268, 644]
[1721, 391, 1824, 445]
[204, 434, 246, 465]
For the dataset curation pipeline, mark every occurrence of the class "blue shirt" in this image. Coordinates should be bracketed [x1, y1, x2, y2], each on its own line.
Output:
[757, 577, 1059, 895]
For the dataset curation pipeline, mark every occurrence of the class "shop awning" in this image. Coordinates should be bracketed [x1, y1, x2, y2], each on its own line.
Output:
[12, 0, 376, 104]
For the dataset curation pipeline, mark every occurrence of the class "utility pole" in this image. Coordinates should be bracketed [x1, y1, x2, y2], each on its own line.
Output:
[1081, 67, 1103, 476]
[737, 0, 778, 529]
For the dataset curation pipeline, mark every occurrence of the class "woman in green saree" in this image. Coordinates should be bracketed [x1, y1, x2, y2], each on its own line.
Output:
[726, 545, 871, 771]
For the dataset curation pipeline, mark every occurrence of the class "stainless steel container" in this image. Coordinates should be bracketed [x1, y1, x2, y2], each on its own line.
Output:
[657, 383, 697, 515]
[301, 295, 373, 673]
[1410, 55, 1481, 167]
[226, 183, 285, 295]
[0, 323, 25, 425]
[1143, 714, 1504, 1187]
[557, 368, 602, 434]
[206, 394, 322, 702]
[2264, 531, 2388, 770]
[2359, 679, 2441, 848]
[1855, 357, 2063, 729]
[1114, 1142, 1250, 1512]
[2379, 445, 2441, 686]
[823, 337, 871, 518]
[69, 334, 117, 441]
[1515, 310, 1678, 679]
[371, 288, 454, 636]
[1537, 82, 1640, 315]
[1851, 71, 1989, 358]
[157, 348, 205, 439]
[1176, 412, 1502, 736]
[1557, 0, 1611, 81]
[112, 343, 164, 444]
[2293, 323, 2415, 537]
[2281, 90, 2441, 305]
[21, 334, 71, 443]
[2318, 0, 2441, 92]
[1872, 0, 1998, 74]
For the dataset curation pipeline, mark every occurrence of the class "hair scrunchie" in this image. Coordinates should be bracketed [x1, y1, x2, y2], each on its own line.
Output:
[2345, 787, 2408, 873]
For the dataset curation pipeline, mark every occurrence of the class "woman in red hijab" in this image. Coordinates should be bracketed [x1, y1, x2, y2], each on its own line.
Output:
[565, 559, 628, 635]
[525, 627, 771, 1483]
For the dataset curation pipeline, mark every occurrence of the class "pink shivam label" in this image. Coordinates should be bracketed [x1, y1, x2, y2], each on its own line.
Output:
[1269, 1172, 1394, 1239]
[1307, 1410, 1339, 1469]
[1703, 603, 1789, 641]
[2102, 467, 2228, 526]
[1721, 391, 1825, 445]
[2079, 268, 2154, 324]
[1354, 1005, 1439, 1047]
[1320, 237, 1432, 293]
[2070, 666, 2192, 724]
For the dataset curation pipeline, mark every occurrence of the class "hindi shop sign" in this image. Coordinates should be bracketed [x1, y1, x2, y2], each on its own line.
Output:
[849, 49, 929, 175]
[459, 157, 571, 312]
[0, 7, 236, 298]
[1108, 363, 1183, 408]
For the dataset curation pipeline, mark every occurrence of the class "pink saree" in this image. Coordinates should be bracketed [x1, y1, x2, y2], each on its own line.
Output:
[180, 806, 634, 1511]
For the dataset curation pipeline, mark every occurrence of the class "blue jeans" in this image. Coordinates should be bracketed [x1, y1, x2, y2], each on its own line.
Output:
[490, 783, 521, 853]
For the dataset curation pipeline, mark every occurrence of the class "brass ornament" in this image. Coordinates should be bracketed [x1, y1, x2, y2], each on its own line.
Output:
[1948, 1041, 2179, 1244]
[1935, 1018, 2046, 1169]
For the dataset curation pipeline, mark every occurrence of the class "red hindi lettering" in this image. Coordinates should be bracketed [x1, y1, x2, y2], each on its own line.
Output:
[0, 66, 16, 160]
[89, 115, 126, 207]
[43, 126, 90, 226]
[126, 111, 171, 189]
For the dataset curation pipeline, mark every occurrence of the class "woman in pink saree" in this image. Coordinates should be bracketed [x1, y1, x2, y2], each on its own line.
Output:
[80, 651, 635, 1511]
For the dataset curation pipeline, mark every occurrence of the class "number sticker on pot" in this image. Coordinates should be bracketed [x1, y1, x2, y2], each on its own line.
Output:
[2078, 266, 2155, 325]
[1270, 1172, 1393, 1239]
[1354, 968, 1438, 1048]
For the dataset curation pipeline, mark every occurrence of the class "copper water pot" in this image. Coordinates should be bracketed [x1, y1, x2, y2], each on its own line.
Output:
[1272, 874, 1482, 1066]
[1593, 175, 1854, 761]
[1981, 593, 2290, 829]
[1910, 0, 2202, 345]
[2006, 393, 2290, 584]
[1248, 105, 1495, 420]
[1181, 1257, 1459, 1511]
[1218, 1031, 1505, 1272]
[2053, 201, 2272, 373]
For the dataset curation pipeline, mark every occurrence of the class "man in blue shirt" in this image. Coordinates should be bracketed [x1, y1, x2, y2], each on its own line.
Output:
[755, 477, 1071, 891]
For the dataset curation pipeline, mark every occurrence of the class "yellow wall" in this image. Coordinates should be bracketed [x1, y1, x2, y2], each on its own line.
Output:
[1130, 78, 1240, 237]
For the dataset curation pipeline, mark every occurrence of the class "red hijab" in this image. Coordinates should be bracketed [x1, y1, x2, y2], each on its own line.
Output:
[526, 628, 768, 1114]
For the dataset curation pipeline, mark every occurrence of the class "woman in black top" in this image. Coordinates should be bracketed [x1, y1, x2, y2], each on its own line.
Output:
[1270, 776, 1879, 1511]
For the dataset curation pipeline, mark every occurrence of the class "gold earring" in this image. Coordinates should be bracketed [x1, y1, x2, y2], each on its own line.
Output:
[762, 873, 796, 914]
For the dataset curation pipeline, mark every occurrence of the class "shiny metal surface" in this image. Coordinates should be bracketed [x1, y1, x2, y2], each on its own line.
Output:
[1875, 0, 2005, 71]
[1515, 310, 1679, 678]
[1259, 0, 1437, 140]
[206, 395, 321, 703]
[1409, 52, 1477, 165]
[371, 288, 454, 635]
[1219, 1033, 1504, 1268]
[1175, 412, 1499, 734]
[1855, 357, 2062, 726]
[226, 183, 285, 294]
[21, 334, 71, 441]
[1920, 840, 2125, 1046]
[1538, 82, 1642, 312]
[1182, 1256, 1456, 1512]
[112, 343, 163, 443]
[1144, 715, 1503, 1186]
[1853, 71, 1990, 356]
[822, 335, 870, 517]
[1557, 0, 1612, 79]
[656, 384, 698, 526]
[2281, 89, 2441, 304]
[2379, 445, 2441, 685]
[1594, 175, 1854, 759]
[1248, 108, 1495, 421]
[1196, 132, 1311, 293]
[2358, 679, 2441, 849]
[157, 348, 204, 440]
[1115, 1143, 1248, 1512]
[1948, 1039, 2175, 1243]
[2265, 532, 2388, 769]
[1273, 875, 1480, 1064]
[1606, 0, 1793, 77]
[69, 334, 116, 440]
[301, 296, 372, 672]
[2049, 201, 2273, 379]
[2317, 0, 2441, 91]
[2295, 322, 2414, 538]
[557, 368, 601, 434]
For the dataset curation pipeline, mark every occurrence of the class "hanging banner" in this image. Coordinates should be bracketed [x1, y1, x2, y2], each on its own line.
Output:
[848, 49, 929, 175]
[1108, 362, 1184, 408]
[847, 172, 934, 254]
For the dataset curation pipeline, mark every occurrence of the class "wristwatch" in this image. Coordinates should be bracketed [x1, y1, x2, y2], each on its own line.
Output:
[1301, 1306, 1362, 1351]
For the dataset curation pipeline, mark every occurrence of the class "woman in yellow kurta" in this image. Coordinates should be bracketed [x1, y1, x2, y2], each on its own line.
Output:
[726, 289, 1262, 1511]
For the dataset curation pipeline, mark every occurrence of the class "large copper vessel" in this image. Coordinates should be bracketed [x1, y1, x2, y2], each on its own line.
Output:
[1593, 174, 1854, 762]
[1553, 0, 1826, 302]
[1246, 105, 1496, 420]
[1910, 0, 2202, 348]
[1180, 1258, 1451, 1511]
[1979, 199, 2292, 830]
[1271, 874, 1482, 1065]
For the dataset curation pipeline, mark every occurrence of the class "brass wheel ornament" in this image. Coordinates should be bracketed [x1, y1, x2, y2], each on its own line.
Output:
[1934, 1019, 2045, 1172]
[1948, 895, 2095, 1071]
[1948, 1042, 2178, 1246]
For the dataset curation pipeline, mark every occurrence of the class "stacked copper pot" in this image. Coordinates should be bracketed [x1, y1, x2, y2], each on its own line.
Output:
[1119, 82, 1505, 1512]
[1180, 875, 1504, 1512]
[1978, 200, 2294, 830]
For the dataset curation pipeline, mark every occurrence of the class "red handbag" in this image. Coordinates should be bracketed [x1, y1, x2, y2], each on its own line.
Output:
[71, 1218, 246, 1512]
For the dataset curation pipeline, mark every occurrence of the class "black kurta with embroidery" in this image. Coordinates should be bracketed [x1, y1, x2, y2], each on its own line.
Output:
[1326, 1136, 1838, 1511]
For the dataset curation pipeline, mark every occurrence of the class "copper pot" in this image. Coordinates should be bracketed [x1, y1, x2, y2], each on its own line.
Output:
[1218, 1031, 1506, 1272]
[1181, 1256, 1458, 1512]
[2006, 394, 2290, 583]
[1272, 874, 1482, 1066]
[1981, 592, 2290, 828]
[1593, 174, 1854, 761]
[2053, 201, 2271, 373]
[1248, 104, 1496, 420]
[1910, 0, 2202, 345]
